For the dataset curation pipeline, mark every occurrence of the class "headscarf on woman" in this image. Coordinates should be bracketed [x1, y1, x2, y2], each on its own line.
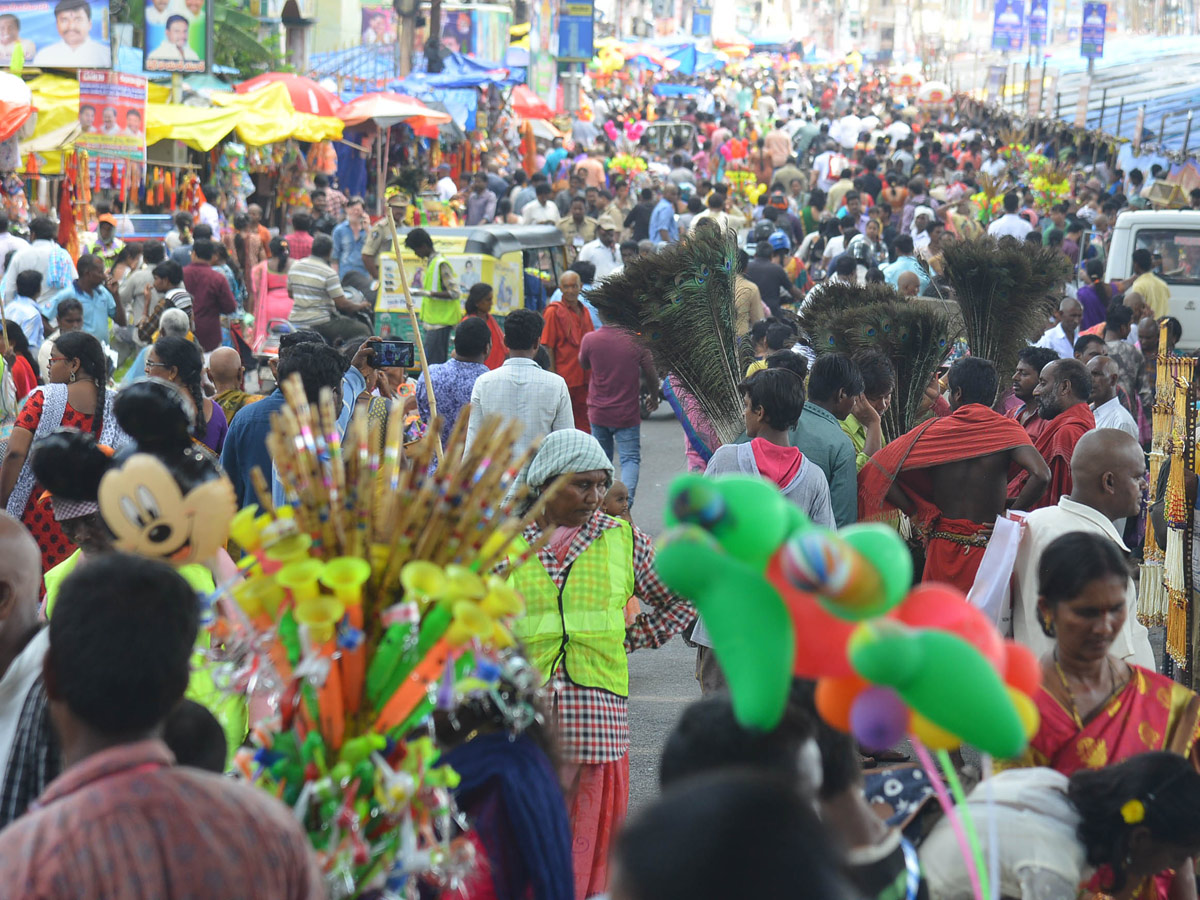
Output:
[515, 429, 614, 511]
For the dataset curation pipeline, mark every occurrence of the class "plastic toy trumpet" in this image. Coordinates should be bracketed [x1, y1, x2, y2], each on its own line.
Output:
[322, 557, 371, 715]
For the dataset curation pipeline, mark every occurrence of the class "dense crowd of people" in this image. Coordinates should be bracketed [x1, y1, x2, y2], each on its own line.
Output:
[0, 59, 1197, 900]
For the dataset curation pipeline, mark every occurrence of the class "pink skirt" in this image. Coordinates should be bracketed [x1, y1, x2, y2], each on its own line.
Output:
[252, 288, 294, 353]
[561, 754, 629, 900]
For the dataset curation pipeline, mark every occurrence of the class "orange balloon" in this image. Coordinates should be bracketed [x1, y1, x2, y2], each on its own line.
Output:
[815, 674, 868, 732]
[1002, 641, 1042, 697]
[909, 710, 961, 751]
[768, 554, 855, 678]
[896, 583, 1004, 668]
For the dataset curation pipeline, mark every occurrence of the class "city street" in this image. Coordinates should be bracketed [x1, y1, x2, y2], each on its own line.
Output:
[620, 408, 700, 813]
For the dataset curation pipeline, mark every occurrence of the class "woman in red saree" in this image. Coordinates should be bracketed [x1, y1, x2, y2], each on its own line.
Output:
[1004, 531, 1200, 900]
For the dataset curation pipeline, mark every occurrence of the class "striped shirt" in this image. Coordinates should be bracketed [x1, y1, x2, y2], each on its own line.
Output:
[286, 256, 344, 327]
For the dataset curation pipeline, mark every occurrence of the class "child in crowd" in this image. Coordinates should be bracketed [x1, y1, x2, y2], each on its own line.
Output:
[603, 481, 641, 624]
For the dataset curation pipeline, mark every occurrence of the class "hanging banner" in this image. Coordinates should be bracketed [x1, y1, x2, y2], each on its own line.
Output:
[75, 69, 146, 162]
[0, 0, 111, 67]
[991, 0, 1025, 51]
[1080, 1, 1105, 58]
[1073, 82, 1090, 129]
[143, 0, 207, 73]
[985, 64, 1007, 103]
[556, 0, 593, 62]
[527, 0, 556, 110]
[1028, 0, 1048, 44]
[692, 3, 711, 35]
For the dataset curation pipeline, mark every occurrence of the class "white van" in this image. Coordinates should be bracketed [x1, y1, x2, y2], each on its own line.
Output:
[1105, 210, 1200, 350]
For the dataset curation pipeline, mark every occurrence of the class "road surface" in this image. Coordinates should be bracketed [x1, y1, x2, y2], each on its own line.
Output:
[620, 408, 699, 813]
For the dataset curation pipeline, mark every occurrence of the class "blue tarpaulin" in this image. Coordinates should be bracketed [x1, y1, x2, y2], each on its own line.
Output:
[653, 83, 703, 97]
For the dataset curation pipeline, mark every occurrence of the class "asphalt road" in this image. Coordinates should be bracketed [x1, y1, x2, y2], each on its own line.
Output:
[621, 408, 700, 813]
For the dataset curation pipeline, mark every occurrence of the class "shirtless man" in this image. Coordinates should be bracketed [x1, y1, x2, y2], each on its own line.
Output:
[860, 357, 1050, 594]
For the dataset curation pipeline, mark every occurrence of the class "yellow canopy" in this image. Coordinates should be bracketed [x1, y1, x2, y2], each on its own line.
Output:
[20, 74, 343, 170]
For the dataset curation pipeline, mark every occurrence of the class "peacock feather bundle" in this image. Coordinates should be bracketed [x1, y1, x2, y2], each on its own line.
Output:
[811, 300, 957, 440]
[797, 281, 907, 347]
[588, 227, 750, 446]
[940, 235, 1071, 390]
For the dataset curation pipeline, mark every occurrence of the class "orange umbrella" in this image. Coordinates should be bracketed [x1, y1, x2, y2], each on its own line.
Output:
[236, 72, 343, 117]
[337, 92, 451, 130]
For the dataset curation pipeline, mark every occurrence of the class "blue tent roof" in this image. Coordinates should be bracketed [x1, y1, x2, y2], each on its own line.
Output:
[308, 47, 520, 88]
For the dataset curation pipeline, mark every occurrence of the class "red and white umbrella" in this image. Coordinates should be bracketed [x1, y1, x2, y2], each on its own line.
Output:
[0, 73, 33, 143]
[916, 81, 952, 105]
[235, 72, 343, 117]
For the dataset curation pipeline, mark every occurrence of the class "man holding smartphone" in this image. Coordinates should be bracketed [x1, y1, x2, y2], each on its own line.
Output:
[403, 228, 461, 364]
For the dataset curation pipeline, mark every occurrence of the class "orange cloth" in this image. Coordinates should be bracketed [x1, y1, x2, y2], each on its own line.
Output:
[923, 516, 989, 594]
[859, 403, 1035, 528]
[1008, 401, 1094, 510]
[541, 300, 594, 389]
[464, 312, 507, 370]
[562, 755, 629, 900]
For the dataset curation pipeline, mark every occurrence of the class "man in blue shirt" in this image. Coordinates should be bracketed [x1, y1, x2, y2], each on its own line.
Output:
[331, 196, 372, 299]
[649, 184, 680, 245]
[39, 253, 124, 342]
[880, 234, 930, 295]
[220, 333, 376, 508]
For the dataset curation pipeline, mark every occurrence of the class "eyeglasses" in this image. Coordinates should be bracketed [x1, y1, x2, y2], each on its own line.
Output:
[145, 361, 172, 371]
[48, 356, 69, 364]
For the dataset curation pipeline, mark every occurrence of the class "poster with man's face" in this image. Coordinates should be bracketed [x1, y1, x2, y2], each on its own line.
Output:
[0, 0, 111, 68]
[76, 69, 147, 161]
[143, 0, 206, 73]
[360, 6, 395, 44]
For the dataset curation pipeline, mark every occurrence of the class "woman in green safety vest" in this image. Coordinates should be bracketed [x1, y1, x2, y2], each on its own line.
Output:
[507, 429, 696, 899]
[403, 227, 461, 365]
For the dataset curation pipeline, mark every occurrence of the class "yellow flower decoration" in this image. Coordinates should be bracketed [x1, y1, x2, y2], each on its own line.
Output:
[1120, 798, 1146, 825]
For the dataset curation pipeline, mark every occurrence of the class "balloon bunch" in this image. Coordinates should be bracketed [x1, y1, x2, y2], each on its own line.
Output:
[654, 474, 1040, 759]
[201, 376, 569, 898]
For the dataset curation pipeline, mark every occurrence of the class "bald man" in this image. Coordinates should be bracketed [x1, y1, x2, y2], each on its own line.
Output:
[1087, 355, 1137, 439]
[0, 512, 60, 826]
[206, 347, 262, 423]
[1035, 297, 1083, 358]
[1010, 429, 1154, 668]
[896, 270, 921, 298]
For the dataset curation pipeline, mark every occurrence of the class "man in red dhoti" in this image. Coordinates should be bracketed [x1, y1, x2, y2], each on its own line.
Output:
[1007, 357, 1096, 511]
[859, 358, 1051, 595]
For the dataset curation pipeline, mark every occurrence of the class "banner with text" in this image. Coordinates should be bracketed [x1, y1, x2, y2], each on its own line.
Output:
[143, 0, 207, 73]
[692, 3, 711, 35]
[1080, 1, 1106, 58]
[75, 69, 146, 162]
[1029, 0, 1048, 44]
[556, 0, 593, 62]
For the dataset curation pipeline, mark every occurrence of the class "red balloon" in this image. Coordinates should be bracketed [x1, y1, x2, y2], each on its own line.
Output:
[768, 553, 855, 678]
[815, 674, 868, 732]
[1002, 641, 1042, 696]
[894, 582, 1004, 669]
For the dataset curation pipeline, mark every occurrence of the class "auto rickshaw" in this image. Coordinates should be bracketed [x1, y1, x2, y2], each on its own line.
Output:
[374, 225, 568, 341]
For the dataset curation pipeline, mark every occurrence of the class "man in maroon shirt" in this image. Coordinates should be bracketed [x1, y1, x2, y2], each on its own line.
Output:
[182, 238, 236, 353]
[578, 307, 659, 506]
[0, 552, 323, 898]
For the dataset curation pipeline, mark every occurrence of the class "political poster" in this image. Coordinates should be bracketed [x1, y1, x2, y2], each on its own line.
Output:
[360, 6, 395, 45]
[556, 0, 593, 62]
[440, 7, 471, 54]
[1028, 0, 1048, 44]
[1080, 1, 1106, 58]
[143, 0, 207, 73]
[0, 0, 110, 68]
[75, 69, 146, 162]
[991, 0, 1025, 52]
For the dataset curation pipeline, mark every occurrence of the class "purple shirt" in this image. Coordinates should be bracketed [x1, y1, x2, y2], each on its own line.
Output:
[0, 740, 324, 899]
[182, 262, 236, 352]
[578, 325, 657, 428]
[465, 189, 498, 226]
[416, 357, 490, 454]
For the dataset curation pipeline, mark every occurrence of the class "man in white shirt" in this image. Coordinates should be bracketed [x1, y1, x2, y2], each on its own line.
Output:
[148, 15, 200, 62]
[434, 164, 458, 203]
[465, 308, 573, 457]
[1035, 297, 1083, 359]
[1009, 429, 1154, 668]
[197, 185, 221, 232]
[810, 141, 848, 193]
[1, 217, 77, 305]
[986, 192, 1033, 239]
[0, 215, 26, 265]
[1087, 356, 1138, 438]
[32, 0, 111, 67]
[519, 182, 560, 225]
[577, 213, 623, 281]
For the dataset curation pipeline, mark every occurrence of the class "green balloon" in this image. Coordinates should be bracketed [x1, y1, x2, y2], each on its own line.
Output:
[849, 620, 1027, 758]
[664, 474, 811, 574]
[656, 527, 794, 731]
[838, 524, 914, 615]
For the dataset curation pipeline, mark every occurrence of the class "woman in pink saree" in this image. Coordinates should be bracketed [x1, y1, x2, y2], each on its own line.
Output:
[249, 236, 294, 353]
